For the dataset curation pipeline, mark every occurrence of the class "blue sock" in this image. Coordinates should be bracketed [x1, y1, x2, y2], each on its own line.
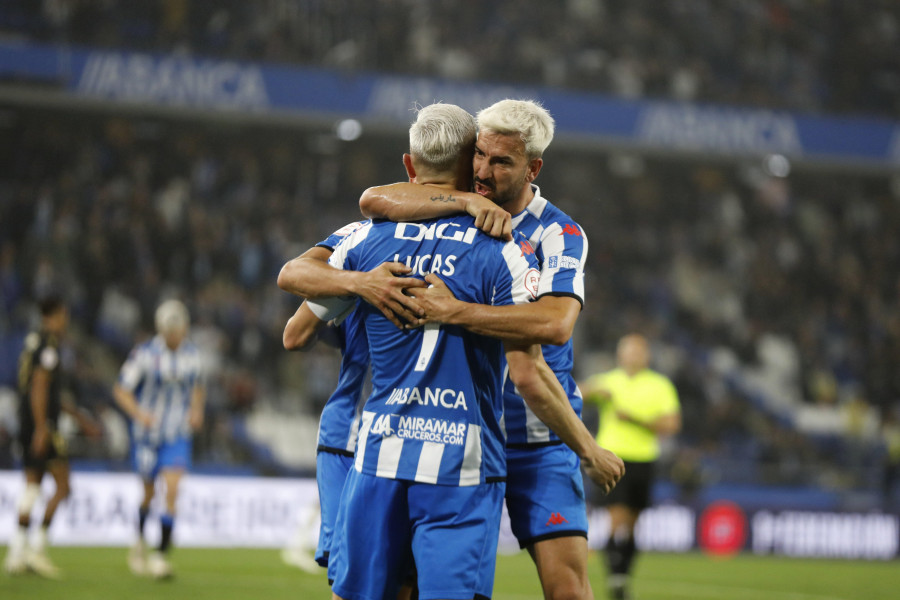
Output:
[159, 514, 174, 553]
[138, 507, 149, 537]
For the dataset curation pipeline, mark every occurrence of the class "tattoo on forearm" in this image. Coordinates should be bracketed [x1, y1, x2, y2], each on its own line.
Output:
[430, 193, 458, 204]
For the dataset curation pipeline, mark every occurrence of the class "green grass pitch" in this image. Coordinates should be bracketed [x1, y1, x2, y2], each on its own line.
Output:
[2, 547, 898, 599]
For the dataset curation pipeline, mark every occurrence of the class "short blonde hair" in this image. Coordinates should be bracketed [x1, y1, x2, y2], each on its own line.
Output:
[476, 99, 555, 159]
[155, 299, 189, 334]
[409, 103, 477, 172]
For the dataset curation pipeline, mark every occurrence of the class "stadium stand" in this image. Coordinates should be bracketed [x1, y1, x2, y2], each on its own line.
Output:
[1, 0, 898, 117]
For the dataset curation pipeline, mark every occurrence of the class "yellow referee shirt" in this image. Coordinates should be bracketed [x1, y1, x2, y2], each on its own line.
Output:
[584, 368, 680, 463]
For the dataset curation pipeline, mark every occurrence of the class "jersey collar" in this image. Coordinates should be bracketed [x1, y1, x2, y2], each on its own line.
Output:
[510, 184, 548, 228]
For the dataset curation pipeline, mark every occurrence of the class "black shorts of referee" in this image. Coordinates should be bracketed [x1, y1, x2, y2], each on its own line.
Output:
[596, 460, 654, 511]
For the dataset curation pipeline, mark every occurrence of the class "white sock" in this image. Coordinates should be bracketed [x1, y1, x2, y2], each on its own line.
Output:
[33, 526, 49, 553]
[9, 525, 28, 556]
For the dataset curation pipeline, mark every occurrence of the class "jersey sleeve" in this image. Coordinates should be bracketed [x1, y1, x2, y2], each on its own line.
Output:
[307, 222, 372, 323]
[490, 236, 541, 307]
[118, 347, 146, 392]
[537, 220, 587, 306]
[316, 220, 368, 250]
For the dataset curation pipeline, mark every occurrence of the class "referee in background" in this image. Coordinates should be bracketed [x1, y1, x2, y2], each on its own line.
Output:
[580, 333, 681, 600]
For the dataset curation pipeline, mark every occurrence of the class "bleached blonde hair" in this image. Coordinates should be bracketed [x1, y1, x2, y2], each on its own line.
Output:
[476, 99, 555, 159]
[409, 103, 477, 172]
[155, 299, 190, 334]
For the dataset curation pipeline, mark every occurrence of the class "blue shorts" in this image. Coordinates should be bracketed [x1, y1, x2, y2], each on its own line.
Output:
[131, 438, 192, 480]
[329, 469, 505, 600]
[505, 443, 588, 548]
[315, 450, 354, 567]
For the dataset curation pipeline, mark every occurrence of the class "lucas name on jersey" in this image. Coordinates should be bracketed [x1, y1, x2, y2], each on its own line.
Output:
[370, 413, 467, 446]
[392, 253, 458, 277]
[385, 386, 468, 410]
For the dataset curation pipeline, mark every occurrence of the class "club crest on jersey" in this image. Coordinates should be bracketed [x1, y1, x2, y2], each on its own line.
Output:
[394, 222, 479, 244]
[334, 221, 365, 236]
[524, 268, 540, 298]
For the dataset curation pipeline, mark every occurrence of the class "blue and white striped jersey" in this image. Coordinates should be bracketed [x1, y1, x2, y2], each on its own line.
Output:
[314, 221, 370, 455]
[503, 185, 588, 446]
[117, 335, 203, 446]
[313, 215, 541, 486]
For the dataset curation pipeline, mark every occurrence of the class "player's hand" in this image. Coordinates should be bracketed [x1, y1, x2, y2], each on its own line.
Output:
[356, 262, 427, 329]
[615, 409, 638, 424]
[81, 418, 103, 439]
[406, 273, 464, 327]
[31, 424, 49, 457]
[465, 195, 512, 241]
[135, 409, 156, 428]
[582, 446, 625, 495]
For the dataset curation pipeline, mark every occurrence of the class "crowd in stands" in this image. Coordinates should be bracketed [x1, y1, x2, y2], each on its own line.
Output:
[0, 105, 897, 502]
[1, 0, 899, 118]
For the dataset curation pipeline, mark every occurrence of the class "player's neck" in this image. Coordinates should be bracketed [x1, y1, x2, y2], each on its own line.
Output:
[505, 184, 535, 217]
[414, 177, 458, 191]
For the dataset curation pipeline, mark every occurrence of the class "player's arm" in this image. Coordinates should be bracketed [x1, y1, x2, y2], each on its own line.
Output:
[505, 342, 625, 493]
[283, 302, 330, 351]
[61, 397, 103, 438]
[277, 245, 425, 329]
[188, 382, 206, 431]
[578, 376, 612, 404]
[29, 367, 51, 456]
[618, 378, 682, 436]
[412, 274, 581, 345]
[112, 383, 155, 428]
[360, 182, 512, 240]
[616, 410, 682, 436]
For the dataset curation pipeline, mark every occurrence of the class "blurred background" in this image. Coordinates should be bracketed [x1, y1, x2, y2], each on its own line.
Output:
[0, 0, 899, 553]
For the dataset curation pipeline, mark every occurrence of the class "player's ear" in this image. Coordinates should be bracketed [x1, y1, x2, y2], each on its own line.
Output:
[403, 153, 417, 182]
[525, 157, 543, 183]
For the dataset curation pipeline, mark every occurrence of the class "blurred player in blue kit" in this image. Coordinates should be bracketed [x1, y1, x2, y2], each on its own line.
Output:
[361, 99, 603, 600]
[113, 299, 205, 579]
[287, 102, 622, 600]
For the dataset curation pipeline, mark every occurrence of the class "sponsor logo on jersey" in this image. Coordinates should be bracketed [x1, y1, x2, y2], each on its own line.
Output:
[396, 416, 466, 446]
[546, 512, 569, 526]
[559, 224, 582, 236]
[547, 255, 580, 270]
[385, 386, 468, 411]
[519, 240, 535, 256]
[394, 222, 479, 244]
[370, 414, 394, 437]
